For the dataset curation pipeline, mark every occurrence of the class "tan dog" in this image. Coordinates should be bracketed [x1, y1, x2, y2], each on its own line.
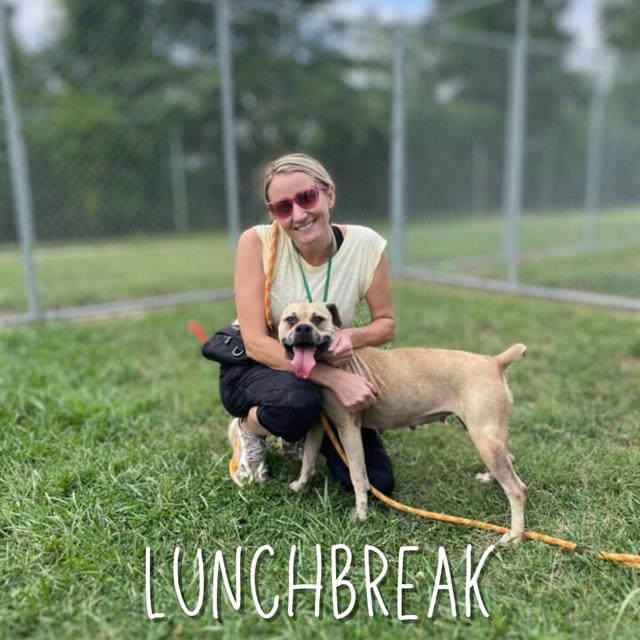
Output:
[278, 302, 528, 547]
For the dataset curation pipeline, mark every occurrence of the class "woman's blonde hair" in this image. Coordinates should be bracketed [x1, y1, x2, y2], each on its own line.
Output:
[263, 153, 334, 202]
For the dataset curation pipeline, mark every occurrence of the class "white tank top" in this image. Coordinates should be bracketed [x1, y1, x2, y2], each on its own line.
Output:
[253, 224, 387, 328]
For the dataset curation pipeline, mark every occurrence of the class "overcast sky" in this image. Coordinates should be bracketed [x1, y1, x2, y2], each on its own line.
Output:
[8, 0, 603, 54]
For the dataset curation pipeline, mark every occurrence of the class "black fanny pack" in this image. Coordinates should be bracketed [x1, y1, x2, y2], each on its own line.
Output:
[201, 324, 256, 367]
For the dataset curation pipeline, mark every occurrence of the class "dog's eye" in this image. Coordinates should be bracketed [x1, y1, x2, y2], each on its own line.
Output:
[285, 315, 298, 326]
[311, 315, 325, 327]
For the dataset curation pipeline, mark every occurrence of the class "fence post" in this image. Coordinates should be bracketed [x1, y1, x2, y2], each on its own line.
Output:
[502, 0, 529, 286]
[169, 125, 189, 234]
[584, 54, 614, 249]
[472, 141, 488, 213]
[539, 128, 556, 210]
[215, 0, 240, 256]
[603, 127, 619, 207]
[0, 0, 40, 318]
[389, 27, 406, 278]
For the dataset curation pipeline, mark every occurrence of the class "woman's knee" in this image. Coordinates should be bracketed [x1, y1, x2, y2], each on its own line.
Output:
[258, 386, 323, 442]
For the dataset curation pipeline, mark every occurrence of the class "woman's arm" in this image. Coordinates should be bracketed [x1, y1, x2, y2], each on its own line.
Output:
[350, 252, 396, 348]
[234, 228, 290, 370]
[324, 253, 395, 366]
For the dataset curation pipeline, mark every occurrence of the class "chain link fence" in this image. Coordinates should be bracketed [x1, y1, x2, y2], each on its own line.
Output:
[1, 0, 639, 323]
[402, 23, 639, 305]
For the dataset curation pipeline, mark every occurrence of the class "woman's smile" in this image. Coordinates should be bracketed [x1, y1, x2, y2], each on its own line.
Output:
[293, 218, 316, 233]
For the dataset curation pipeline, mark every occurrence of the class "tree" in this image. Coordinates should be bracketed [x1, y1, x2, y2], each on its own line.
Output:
[10, 0, 401, 238]
[403, 0, 585, 214]
[602, 0, 640, 50]
[601, 0, 640, 205]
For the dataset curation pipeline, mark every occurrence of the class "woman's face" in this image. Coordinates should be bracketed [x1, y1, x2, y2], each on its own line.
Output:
[266, 172, 335, 249]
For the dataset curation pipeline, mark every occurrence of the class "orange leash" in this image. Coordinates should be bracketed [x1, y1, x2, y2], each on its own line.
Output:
[191, 218, 640, 570]
[320, 413, 640, 570]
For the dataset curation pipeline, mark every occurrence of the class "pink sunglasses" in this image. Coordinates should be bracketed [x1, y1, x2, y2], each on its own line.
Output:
[266, 184, 324, 219]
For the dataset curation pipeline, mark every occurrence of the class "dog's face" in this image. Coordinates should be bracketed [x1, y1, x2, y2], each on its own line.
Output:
[278, 302, 341, 379]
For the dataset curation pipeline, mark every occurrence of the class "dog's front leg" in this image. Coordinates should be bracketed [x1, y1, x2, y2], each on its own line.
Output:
[289, 421, 324, 493]
[334, 415, 370, 521]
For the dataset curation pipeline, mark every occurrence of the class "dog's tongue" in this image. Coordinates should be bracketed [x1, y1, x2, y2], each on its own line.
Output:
[292, 346, 316, 379]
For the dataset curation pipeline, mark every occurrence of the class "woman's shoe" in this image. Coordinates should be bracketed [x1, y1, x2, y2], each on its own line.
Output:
[228, 418, 268, 486]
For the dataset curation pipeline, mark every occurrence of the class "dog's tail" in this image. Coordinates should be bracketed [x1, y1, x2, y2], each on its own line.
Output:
[495, 343, 527, 369]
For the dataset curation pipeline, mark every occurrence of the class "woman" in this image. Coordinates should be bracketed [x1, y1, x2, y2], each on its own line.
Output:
[221, 153, 395, 495]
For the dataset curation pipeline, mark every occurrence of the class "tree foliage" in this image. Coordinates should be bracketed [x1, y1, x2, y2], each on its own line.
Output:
[5, 0, 637, 241]
[7, 0, 396, 238]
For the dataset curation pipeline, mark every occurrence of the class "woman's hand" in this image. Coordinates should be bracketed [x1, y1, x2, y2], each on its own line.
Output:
[323, 330, 355, 367]
[329, 369, 378, 412]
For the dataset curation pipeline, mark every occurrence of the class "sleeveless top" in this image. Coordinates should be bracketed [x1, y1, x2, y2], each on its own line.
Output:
[253, 224, 387, 328]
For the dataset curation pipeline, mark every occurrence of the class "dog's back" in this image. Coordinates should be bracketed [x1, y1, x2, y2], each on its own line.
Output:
[335, 344, 526, 431]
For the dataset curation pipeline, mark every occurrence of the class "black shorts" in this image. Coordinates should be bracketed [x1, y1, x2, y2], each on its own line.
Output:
[219, 362, 323, 442]
[219, 362, 394, 495]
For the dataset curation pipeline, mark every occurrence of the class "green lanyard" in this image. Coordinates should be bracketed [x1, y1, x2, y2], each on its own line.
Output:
[294, 248, 332, 303]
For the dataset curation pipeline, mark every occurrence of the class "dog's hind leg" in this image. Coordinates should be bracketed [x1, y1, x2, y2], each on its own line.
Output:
[475, 453, 516, 484]
[466, 422, 527, 548]
[289, 421, 324, 493]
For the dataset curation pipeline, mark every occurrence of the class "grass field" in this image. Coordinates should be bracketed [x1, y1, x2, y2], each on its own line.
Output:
[1, 282, 639, 639]
[1, 207, 638, 314]
[0, 234, 235, 313]
[407, 208, 640, 298]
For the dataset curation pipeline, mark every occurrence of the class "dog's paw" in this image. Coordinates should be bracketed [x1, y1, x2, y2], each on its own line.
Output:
[354, 507, 369, 522]
[289, 479, 306, 493]
[497, 531, 523, 549]
[475, 471, 493, 485]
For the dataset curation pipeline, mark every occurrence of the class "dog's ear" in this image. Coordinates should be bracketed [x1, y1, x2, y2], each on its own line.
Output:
[325, 303, 342, 328]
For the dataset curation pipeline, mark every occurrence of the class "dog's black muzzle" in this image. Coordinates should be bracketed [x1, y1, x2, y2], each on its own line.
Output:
[281, 323, 332, 360]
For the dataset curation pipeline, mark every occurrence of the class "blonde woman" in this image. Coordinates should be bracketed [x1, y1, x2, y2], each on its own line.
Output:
[221, 153, 395, 495]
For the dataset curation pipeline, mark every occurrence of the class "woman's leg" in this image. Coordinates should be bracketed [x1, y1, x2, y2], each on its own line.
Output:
[240, 407, 270, 436]
[220, 363, 322, 484]
[221, 364, 322, 437]
[320, 423, 394, 496]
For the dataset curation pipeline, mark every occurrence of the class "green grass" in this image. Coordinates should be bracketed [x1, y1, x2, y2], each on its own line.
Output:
[405, 206, 640, 263]
[1, 282, 639, 638]
[1, 207, 638, 314]
[405, 207, 640, 297]
[0, 234, 235, 313]
[474, 243, 640, 297]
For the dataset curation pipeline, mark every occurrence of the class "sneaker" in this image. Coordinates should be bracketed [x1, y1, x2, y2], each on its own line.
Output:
[228, 418, 268, 486]
[277, 437, 305, 461]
